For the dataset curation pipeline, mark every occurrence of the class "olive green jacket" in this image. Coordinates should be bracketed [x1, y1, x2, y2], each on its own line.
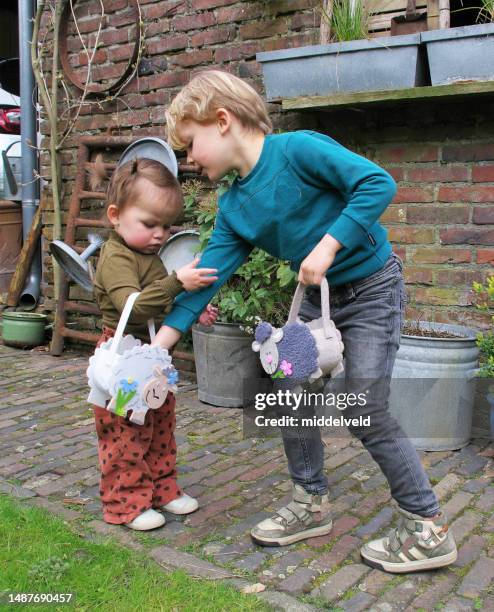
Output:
[94, 231, 183, 339]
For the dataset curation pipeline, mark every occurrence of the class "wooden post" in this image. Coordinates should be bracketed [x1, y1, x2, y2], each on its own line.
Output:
[427, 0, 440, 30]
[439, 0, 450, 28]
[320, 0, 333, 44]
[6, 195, 50, 307]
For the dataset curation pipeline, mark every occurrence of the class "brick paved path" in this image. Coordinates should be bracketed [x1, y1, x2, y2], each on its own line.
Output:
[0, 344, 493, 611]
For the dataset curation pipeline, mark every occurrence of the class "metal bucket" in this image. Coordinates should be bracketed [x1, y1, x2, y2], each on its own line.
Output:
[192, 322, 264, 408]
[390, 321, 480, 451]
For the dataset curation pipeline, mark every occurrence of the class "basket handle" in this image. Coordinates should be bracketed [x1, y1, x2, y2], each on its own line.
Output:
[109, 292, 156, 356]
[287, 276, 332, 338]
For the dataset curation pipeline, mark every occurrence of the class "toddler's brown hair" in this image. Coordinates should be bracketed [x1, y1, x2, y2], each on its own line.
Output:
[89, 156, 184, 222]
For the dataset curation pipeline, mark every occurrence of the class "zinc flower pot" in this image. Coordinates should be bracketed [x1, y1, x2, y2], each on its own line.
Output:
[192, 322, 264, 408]
[389, 322, 480, 451]
[256, 33, 427, 101]
[421, 23, 494, 85]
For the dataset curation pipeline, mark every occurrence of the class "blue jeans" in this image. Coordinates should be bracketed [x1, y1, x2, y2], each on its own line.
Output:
[281, 252, 441, 517]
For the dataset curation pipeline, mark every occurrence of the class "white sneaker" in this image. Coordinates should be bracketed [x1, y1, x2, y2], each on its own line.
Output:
[125, 508, 165, 531]
[162, 494, 199, 515]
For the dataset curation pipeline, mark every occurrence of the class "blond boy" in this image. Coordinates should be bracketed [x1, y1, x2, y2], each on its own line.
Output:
[152, 70, 457, 573]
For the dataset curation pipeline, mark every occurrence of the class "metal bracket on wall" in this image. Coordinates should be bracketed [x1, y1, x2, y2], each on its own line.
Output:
[50, 134, 200, 361]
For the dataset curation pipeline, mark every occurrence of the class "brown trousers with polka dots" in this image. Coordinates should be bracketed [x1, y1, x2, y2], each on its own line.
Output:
[93, 326, 182, 524]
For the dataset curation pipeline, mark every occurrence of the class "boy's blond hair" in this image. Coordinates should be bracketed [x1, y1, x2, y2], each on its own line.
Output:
[166, 70, 273, 150]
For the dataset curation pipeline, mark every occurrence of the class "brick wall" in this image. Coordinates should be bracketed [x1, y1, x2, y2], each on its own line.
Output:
[303, 99, 494, 331]
[38, 0, 493, 334]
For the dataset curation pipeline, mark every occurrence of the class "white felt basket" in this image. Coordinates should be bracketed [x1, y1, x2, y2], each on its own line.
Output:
[87, 292, 178, 425]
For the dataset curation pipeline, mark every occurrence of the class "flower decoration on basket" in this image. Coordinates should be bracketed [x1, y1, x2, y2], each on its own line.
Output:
[87, 292, 179, 425]
[252, 278, 345, 389]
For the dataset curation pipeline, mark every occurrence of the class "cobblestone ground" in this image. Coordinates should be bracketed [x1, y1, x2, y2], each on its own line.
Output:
[1, 344, 493, 611]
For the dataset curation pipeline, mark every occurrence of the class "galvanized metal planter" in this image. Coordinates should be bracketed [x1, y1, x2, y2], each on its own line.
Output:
[421, 23, 494, 85]
[389, 322, 480, 451]
[192, 322, 264, 408]
[256, 33, 427, 101]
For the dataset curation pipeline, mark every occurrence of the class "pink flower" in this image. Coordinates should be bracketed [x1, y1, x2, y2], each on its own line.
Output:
[280, 360, 293, 376]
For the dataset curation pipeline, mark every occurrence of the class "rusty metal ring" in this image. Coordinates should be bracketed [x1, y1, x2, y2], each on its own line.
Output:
[59, 0, 141, 95]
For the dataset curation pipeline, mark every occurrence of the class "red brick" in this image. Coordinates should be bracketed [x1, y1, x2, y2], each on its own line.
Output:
[268, 0, 320, 12]
[191, 0, 237, 8]
[145, 20, 172, 37]
[91, 63, 128, 82]
[386, 167, 405, 182]
[438, 186, 494, 203]
[77, 48, 107, 66]
[414, 287, 472, 306]
[473, 206, 494, 224]
[440, 228, 494, 245]
[407, 166, 469, 182]
[147, 34, 188, 54]
[185, 496, 241, 526]
[145, 70, 190, 90]
[291, 12, 318, 30]
[216, 5, 263, 24]
[110, 8, 136, 27]
[240, 18, 288, 40]
[443, 143, 494, 162]
[393, 186, 435, 203]
[388, 227, 435, 244]
[377, 145, 438, 163]
[142, 3, 175, 20]
[108, 44, 134, 63]
[411, 247, 472, 264]
[72, 15, 105, 35]
[238, 61, 262, 78]
[99, 28, 129, 46]
[380, 206, 406, 223]
[171, 48, 213, 67]
[478, 249, 494, 264]
[435, 269, 483, 287]
[407, 205, 469, 224]
[472, 164, 494, 182]
[191, 26, 235, 47]
[404, 266, 434, 285]
[172, 12, 216, 31]
[261, 32, 319, 51]
[330, 515, 360, 538]
[215, 42, 261, 63]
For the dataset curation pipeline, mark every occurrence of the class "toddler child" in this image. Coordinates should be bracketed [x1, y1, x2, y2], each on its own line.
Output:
[91, 157, 217, 530]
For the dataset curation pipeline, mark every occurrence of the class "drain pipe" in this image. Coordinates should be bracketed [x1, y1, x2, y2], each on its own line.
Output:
[18, 0, 41, 309]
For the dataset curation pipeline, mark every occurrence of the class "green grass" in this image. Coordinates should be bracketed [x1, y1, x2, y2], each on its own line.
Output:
[0, 495, 270, 612]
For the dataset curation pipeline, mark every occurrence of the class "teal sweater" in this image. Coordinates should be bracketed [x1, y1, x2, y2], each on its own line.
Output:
[164, 130, 396, 333]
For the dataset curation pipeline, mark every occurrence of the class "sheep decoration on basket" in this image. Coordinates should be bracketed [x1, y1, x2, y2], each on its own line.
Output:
[87, 292, 179, 425]
[252, 278, 345, 389]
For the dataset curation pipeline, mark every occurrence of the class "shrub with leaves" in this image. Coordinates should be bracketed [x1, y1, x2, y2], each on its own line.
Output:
[182, 175, 297, 332]
[473, 276, 494, 377]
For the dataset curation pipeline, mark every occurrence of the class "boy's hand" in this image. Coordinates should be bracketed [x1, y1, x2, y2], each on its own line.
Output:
[151, 325, 181, 349]
[298, 234, 342, 285]
[176, 258, 218, 291]
[198, 304, 218, 326]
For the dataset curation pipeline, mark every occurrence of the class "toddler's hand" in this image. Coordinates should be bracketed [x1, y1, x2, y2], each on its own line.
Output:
[198, 304, 218, 326]
[176, 258, 218, 291]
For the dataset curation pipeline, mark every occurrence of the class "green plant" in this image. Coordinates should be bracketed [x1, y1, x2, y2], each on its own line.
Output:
[182, 176, 297, 331]
[451, 0, 494, 24]
[321, 0, 369, 42]
[473, 276, 494, 377]
[479, 0, 494, 22]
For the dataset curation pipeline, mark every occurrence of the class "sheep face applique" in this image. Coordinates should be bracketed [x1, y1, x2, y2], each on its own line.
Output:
[251, 321, 282, 375]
